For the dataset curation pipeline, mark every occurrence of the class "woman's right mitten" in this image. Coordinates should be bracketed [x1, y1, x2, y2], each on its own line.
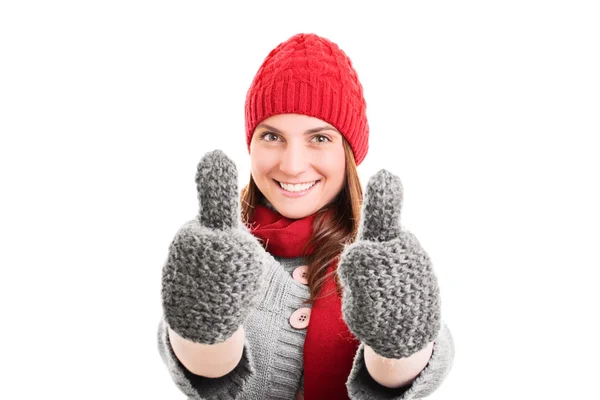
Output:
[161, 149, 268, 345]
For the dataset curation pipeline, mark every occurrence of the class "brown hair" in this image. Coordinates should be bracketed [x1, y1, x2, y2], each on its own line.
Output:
[241, 138, 363, 304]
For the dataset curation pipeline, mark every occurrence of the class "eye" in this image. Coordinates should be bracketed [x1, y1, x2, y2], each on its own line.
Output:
[261, 132, 280, 142]
[312, 134, 332, 144]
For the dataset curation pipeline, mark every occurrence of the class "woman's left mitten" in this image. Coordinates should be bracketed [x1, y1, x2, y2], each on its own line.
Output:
[337, 169, 441, 359]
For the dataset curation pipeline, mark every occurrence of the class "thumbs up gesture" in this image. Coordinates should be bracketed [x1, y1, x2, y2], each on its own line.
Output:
[338, 170, 442, 359]
[161, 150, 268, 345]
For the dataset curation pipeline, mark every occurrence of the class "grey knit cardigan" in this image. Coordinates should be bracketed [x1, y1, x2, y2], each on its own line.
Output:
[157, 251, 455, 399]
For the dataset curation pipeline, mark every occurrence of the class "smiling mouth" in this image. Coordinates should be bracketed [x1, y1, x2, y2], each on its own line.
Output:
[274, 179, 320, 193]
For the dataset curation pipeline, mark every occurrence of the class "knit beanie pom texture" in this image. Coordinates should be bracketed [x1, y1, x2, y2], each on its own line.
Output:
[245, 33, 369, 166]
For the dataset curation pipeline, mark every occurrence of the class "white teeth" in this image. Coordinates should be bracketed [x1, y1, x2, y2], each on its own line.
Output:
[279, 181, 317, 192]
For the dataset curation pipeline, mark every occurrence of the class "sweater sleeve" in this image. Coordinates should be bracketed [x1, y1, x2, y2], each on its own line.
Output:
[157, 316, 255, 399]
[346, 321, 454, 400]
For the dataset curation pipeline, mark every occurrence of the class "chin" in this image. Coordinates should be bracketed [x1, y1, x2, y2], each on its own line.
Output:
[273, 204, 314, 220]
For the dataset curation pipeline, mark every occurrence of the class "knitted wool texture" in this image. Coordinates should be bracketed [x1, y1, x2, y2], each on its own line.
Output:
[337, 170, 443, 359]
[161, 150, 270, 344]
[245, 32, 369, 166]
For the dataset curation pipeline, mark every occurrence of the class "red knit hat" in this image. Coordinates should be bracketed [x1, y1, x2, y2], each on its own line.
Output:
[245, 33, 369, 166]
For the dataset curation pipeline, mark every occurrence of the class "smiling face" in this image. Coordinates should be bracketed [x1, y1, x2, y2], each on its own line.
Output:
[249, 113, 346, 219]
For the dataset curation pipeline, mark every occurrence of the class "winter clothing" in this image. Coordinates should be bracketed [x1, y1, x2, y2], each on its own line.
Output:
[338, 170, 442, 359]
[161, 150, 270, 345]
[244, 33, 370, 166]
[247, 202, 317, 258]
[159, 31, 453, 399]
[303, 263, 361, 399]
[250, 202, 361, 399]
[157, 151, 455, 399]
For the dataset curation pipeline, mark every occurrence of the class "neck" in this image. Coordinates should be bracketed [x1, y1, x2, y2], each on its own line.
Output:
[258, 194, 278, 213]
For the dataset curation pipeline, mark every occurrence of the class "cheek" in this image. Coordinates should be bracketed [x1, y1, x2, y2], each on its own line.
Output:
[250, 148, 277, 178]
[320, 147, 346, 180]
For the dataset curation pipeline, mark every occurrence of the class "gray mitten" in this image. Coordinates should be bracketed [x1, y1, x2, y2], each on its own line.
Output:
[161, 149, 268, 345]
[338, 169, 441, 359]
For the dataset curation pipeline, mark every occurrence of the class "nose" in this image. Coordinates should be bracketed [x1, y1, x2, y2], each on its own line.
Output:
[279, 143, 308, 177]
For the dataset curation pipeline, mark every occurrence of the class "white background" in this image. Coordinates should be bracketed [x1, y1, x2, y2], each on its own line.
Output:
[1, 1, 599, 399]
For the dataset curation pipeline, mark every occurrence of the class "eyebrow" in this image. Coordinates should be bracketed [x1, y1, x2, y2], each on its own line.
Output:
[256, 123, 340, 135]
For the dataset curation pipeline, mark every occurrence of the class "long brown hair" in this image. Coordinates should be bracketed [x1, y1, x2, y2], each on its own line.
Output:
[241, 139, 363, 305]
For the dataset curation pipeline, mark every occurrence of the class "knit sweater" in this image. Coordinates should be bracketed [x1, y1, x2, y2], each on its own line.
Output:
[157, 251, 455, 399]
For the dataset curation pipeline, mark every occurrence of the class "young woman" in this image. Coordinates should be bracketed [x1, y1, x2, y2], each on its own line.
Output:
[158, 33, 454, 400]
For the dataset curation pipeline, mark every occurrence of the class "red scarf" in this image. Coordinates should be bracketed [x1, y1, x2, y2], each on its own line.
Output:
[249, 203, 360, 400]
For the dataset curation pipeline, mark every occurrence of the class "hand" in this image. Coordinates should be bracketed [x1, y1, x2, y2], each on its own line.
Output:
[337, 169, 441, 359]
[161, 149, 268, 345]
